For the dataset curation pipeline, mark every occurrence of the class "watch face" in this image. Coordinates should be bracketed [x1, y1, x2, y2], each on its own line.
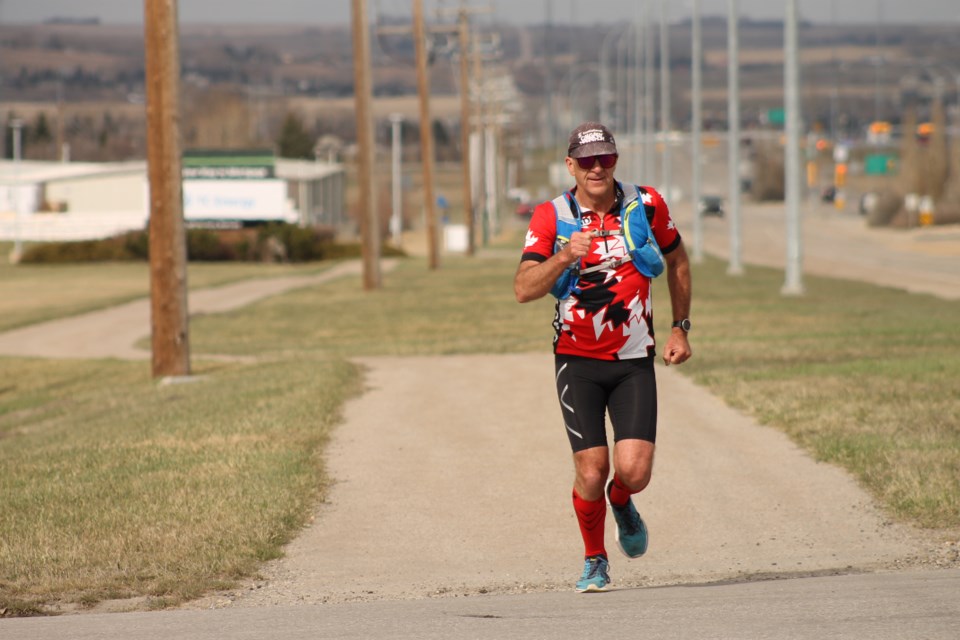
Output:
[681, 319, 691, 331]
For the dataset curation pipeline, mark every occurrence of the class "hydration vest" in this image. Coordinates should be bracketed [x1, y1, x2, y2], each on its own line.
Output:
[549, 182, 665, 300]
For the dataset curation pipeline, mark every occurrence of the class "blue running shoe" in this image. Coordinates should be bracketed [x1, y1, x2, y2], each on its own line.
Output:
[606, 479, 648, 558]
[575, 555, 611, 592]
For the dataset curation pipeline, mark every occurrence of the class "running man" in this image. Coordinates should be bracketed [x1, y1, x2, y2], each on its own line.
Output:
[514, 122, 692, 591]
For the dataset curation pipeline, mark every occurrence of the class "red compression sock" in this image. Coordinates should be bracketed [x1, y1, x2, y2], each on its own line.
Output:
[572, 489, 607, 558]
[607, 474, 634, 507]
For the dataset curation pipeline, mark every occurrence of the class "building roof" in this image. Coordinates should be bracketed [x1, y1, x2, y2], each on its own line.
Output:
[0, 158, 343, 185]
[274, 158, 344, 181]
[0, 160, 147, 185]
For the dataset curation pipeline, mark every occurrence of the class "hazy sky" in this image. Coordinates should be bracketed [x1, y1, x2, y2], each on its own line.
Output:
[1, 0, 958, 26]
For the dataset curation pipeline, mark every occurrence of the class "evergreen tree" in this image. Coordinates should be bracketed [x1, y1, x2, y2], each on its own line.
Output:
[276, 112, 315, 159]
[33, 112, 53, 144]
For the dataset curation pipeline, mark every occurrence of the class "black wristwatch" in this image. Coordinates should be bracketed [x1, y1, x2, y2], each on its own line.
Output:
[671, 319, 691, 332]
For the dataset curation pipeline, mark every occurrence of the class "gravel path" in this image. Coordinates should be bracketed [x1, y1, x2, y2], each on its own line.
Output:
[193, 353, 938, 608]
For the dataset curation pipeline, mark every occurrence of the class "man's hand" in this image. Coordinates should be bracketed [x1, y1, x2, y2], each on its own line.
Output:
[563, 230, 594, 262]
[662, 329, 692, 366]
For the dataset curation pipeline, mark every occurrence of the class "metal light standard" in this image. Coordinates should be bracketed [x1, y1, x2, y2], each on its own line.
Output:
[643, 0, 655, 185]
[727, 0, 743, 275]
[634, 3, 643, 179]
[9, 118, 23, 264]
[389, 113, 403, 248]
[660, 0, 671, 200]
[782, 0, 804, 296]
[599, 24, 630, 126]
[691, 0, 704, 263]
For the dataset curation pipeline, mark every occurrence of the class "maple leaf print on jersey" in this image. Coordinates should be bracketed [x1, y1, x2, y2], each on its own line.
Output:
[520, 185, 681, 361]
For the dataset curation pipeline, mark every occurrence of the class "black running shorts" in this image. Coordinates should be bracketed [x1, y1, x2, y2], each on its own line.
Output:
[554, 354, 658, 452]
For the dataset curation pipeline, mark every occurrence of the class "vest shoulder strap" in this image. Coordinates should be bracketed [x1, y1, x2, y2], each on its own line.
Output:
[551, 192, 579, 243]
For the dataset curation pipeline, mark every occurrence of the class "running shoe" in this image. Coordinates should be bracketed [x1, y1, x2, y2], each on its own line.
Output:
[575, 555, 611, 592]
[606, 478, 648, 558]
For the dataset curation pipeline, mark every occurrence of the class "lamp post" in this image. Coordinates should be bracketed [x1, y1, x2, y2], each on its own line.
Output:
[9, 118, 23, 264]
[389, 113, 403, 248]
[727, 0, 743, 275]
[643, 0, 655, 186]
[599, 24, 630, 126]
[691, 0, 703, 262]
[783, 0, 804, 296]
[660, 0, 671, 199]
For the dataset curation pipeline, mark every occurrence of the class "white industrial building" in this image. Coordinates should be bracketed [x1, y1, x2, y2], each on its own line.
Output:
[0, 155, 346, 242]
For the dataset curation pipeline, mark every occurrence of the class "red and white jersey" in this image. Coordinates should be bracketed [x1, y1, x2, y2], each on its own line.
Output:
[521, 185, 681, 361]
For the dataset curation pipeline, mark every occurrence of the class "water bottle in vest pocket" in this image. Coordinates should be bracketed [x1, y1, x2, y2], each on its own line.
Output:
[622, 197, 665, 278]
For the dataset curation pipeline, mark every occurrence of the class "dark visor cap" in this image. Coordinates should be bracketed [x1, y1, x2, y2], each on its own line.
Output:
[567, 122, 618, 158]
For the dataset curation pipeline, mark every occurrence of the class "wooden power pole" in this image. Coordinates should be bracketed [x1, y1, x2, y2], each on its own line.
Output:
[352, 0, 382, 290]
[143, 0, 190, 378]
[413, 0, 440, 270]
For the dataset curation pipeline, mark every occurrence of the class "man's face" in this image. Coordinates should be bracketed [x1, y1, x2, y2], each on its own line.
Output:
[565, 154, 617, 203]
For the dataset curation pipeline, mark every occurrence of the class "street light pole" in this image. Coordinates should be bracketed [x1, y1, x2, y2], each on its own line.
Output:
[599, 25, 628, 126]
[691, 0, 703, 263]
[727, 0, 743, 276]
[633, 4, 643, 179]
[643, 0, 655, 186]
[389, 113, 403, 248]
[9, 118, 23, 264]
[783, 0, 804, 296]
[659, 0, 671, 199]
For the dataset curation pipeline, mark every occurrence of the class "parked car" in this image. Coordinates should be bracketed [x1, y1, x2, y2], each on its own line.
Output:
[698, 195, 724, 217]
[515, 202, 534, 218]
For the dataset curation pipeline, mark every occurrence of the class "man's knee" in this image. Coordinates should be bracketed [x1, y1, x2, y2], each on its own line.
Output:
[614, 441, 655, 492]
[617, 462, 653, 492]
[573, 448, 610, 498]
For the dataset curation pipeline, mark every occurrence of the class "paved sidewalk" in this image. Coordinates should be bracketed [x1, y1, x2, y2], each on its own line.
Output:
[0, 261, 383, 360]
[6, 569, 960, 639]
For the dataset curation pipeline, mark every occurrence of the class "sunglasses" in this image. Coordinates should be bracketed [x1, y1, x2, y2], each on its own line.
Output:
[575, 154, 618, 170]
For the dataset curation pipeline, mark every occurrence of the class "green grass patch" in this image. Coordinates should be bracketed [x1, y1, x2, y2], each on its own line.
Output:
[663, 258, 960, 529]
[0, 356, 360, 613]
[184, 255, 557, 358]
[0, 260, 331, 333]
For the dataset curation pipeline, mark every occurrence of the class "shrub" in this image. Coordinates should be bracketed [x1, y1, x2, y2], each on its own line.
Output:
[18, 224, 392, 264]
[20, 232, 143, 263]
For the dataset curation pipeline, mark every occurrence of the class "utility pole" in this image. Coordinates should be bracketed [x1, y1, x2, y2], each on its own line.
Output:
[352, 0, 382, 289]
[143, 0, 190, 378]
[691, 0, 703, 263]
[413, 0, 440, 268]
[457, 8, 476, 256]
[782, 0, 804, 295]
[727, 0, 743, 275]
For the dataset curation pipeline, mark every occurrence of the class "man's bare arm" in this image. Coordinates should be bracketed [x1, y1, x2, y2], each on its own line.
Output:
[514, 231, 592, 303]
[662, 241, 693, 365]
